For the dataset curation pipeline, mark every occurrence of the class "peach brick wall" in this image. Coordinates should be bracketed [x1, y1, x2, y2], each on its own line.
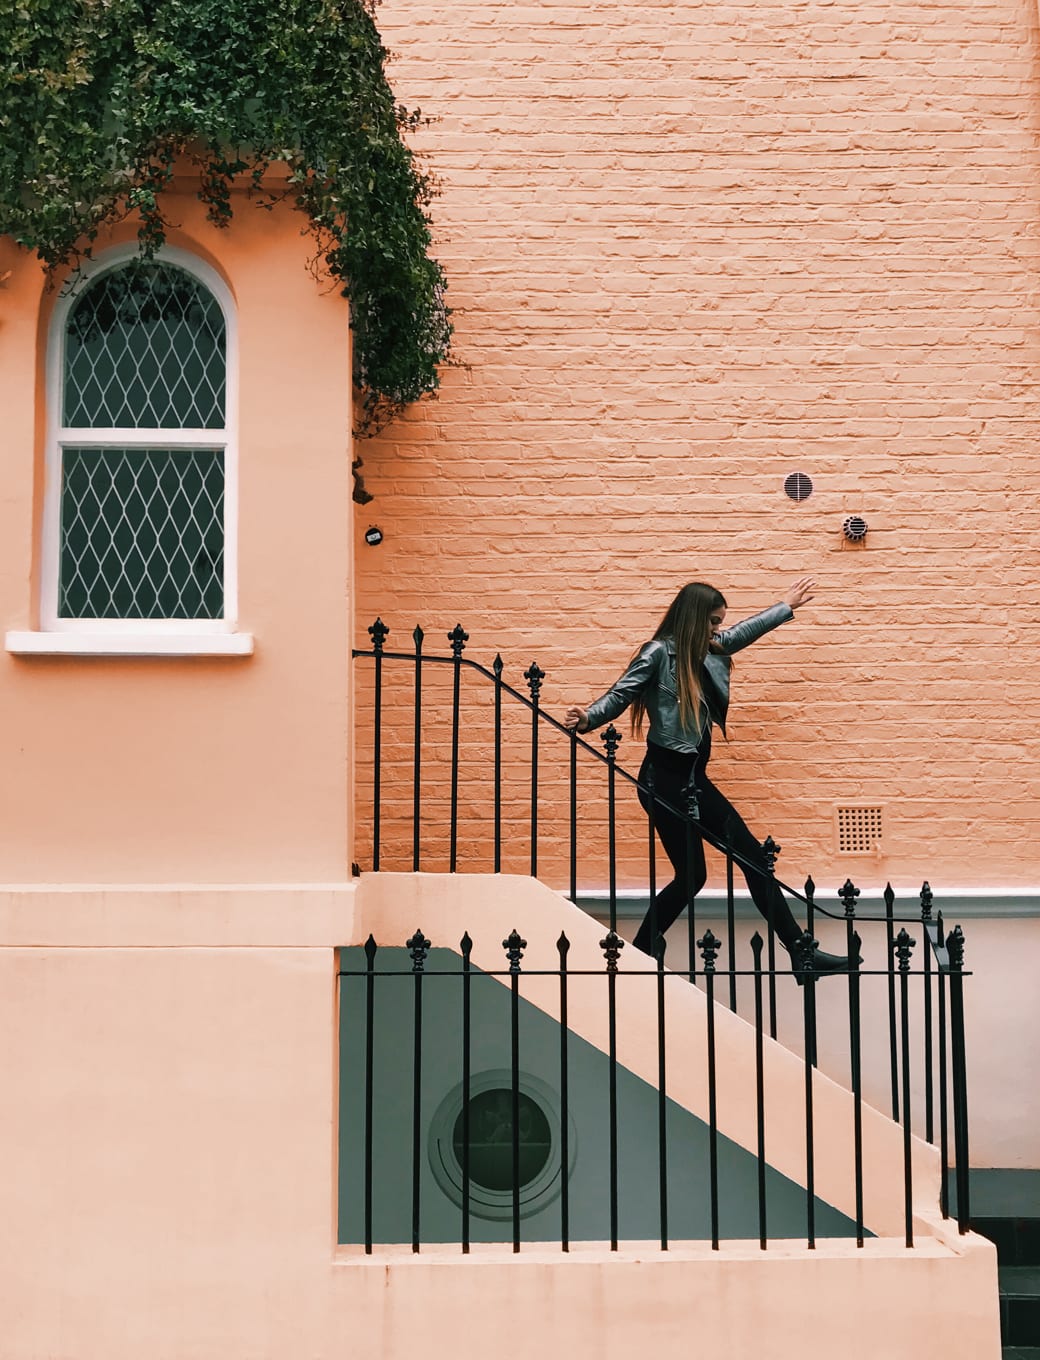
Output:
[352, 0, 1040, 894]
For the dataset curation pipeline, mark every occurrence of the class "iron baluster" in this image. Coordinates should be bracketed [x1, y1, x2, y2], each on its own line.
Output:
[885, 883, 899, 1121]
[839, 875, 864, 1242]
[937, 909, 950, 1219]
[568, 725, 578, 903]
[805, 870, 815, 944]
[839, 878, 860, 979]
[525, 663, 545, 878]
[763, 835, 780, 1040]
[795, 930, 818, 1249]
[460, 931, 473, 1254]
[493, 654, 503, 874]
[921, 882, 935, 1144]
[948, 925, 971, 1234]
[368, 619, 388, 870]
[848, 929, 865, 1247]
[647, 767, 658, 951]
[504, 928, 527, 1253]
[726, 854, 737, 1011]
[655, 931, 669, 1251]
[699, 930, 721, 1250]
[895, 928, 916, 1247]
[557, 932, 571, 1252]
[686, 783, 700, 982]
[448, 625, 469, 871]
[750, 932, 768, 1250]
[601, 928, 625, 1250]
[411, 626, 424, 871]
[363, 933, 377, 1255]
[407, 928, 431, 1253]
[601, 725, 620, 935]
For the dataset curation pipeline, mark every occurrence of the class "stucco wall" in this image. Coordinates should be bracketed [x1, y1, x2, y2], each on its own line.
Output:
[0, 876, 1001, 1360]
[0, 186, 354, 882]
[352, 0, 1040, 893]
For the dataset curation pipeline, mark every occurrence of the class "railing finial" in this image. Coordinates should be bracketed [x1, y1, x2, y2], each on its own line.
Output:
[406, 928, 431, 971]
[369, 617, 389, 653]
[792, 929, 818, 975]
[947, 923, 965, 971]
[839, 879, 860, 918]
[503, 929, 527, 972]
[920, 882, 933, 920]
[698, 929, 720, 972]
[600, 930, 624, 972]
[894, 928, 915, 972]
[524, 661, 545, 701]
[447, 623, 468, 657]
[763, 835, 781, 873]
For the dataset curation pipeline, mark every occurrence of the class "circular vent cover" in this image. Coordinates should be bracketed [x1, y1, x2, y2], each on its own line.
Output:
[429, 1070, 571, 1221]
[784, 472, 813, 502]
[842, 515, 868, 542]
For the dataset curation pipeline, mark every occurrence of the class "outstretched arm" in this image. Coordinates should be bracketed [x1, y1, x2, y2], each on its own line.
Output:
[714, 576, 815, 655]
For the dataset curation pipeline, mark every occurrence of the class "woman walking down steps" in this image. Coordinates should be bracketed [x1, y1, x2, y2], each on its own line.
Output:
[564, 577, 853, 975]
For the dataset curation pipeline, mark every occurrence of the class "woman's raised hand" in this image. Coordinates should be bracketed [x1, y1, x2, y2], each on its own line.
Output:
[564, 705, 589, 733]
[782, 575, 816, 611]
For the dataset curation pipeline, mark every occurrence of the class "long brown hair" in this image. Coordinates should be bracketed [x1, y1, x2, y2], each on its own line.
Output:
[631, 582, 727, 737]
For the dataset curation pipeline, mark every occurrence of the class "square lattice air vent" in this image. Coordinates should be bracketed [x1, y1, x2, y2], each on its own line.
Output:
[835, 806, 884, 854]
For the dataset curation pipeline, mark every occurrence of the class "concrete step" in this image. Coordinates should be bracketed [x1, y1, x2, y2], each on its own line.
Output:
[965, 1171, 1040, 1267]
[1001, 1267, 1040, 1349]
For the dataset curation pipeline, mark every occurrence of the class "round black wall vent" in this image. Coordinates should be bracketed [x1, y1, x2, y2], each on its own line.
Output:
[842, 515, 868, 542]
[784, 472, 813, 502]
[429, 1070, 572, 1221]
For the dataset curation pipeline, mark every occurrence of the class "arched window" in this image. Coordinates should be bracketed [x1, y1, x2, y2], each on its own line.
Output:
[40, 246, 239, 639]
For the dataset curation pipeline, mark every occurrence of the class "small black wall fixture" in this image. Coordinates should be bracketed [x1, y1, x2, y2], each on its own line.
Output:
[842, 515, 868, 542]
[365, 526, 385, 547]
[784, 472, 814, 502]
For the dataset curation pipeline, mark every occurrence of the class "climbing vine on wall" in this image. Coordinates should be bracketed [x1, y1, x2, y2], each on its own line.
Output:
[0, 0, 452, 434]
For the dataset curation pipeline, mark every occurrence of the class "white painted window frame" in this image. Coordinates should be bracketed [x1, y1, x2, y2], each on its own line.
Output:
[7, 243, 251, 657]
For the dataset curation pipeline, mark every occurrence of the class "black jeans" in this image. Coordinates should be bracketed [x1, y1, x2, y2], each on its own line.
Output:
[631, 738, 804, 956]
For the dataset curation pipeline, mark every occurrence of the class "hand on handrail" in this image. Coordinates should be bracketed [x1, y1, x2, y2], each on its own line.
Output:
[564, 704, 589, 733]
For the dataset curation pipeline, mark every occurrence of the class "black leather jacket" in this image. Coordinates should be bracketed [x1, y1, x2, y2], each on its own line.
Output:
[583, 603, 793, 753]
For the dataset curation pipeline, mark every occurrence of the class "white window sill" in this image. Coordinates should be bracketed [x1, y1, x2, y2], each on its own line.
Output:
[5, 630, 254, 657]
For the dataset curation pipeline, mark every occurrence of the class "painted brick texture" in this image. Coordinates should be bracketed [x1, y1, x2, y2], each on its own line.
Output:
[353, 0, 1040, 896]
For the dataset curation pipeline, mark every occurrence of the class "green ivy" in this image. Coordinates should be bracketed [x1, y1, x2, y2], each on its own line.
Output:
[0, 0, 452, 433]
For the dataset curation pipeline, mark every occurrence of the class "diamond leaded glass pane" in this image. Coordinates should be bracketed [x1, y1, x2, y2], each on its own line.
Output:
[59, 447, 225, 619]
[63, 263, 226, 429]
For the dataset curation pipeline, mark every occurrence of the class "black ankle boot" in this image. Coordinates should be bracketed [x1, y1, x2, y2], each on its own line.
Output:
[786, 944, 860, 984]
[813, 949, 854, 973]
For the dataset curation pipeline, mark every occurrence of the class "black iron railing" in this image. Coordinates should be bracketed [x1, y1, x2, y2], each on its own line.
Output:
[350, 620, 973, 1242]
[337, 920, 971, 1254]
